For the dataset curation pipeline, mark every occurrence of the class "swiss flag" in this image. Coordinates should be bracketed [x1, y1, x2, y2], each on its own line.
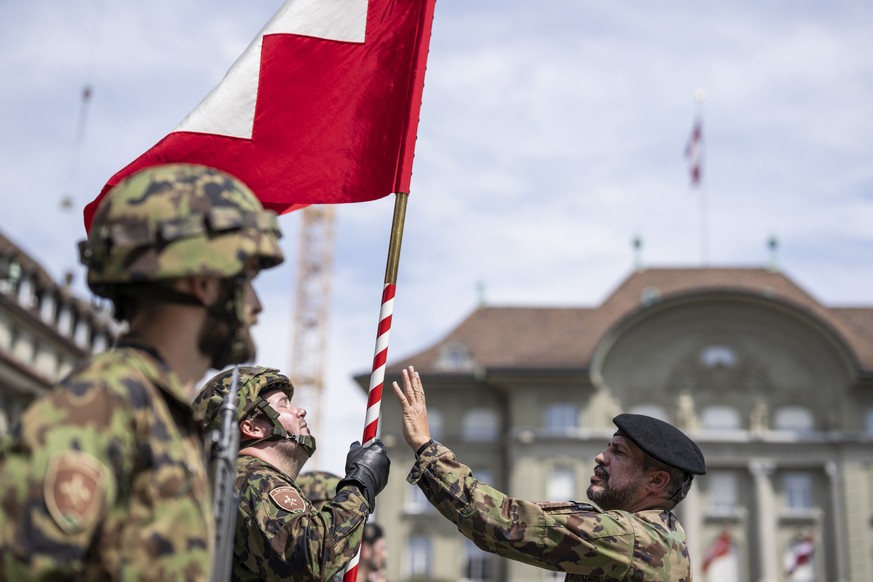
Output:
[685, 117, 703, 187]
[702, 530, 732, 573]
[84, 0, 437, 232]
[785, 534, 814, 576]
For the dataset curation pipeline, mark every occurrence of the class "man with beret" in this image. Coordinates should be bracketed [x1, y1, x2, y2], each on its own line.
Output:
[392, 366, 706, 581]
[193, 366, 390, 581]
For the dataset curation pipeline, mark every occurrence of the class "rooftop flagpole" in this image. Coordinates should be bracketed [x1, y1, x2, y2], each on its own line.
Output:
[696, 91, 707, 266]
[686, 88, 707, 266]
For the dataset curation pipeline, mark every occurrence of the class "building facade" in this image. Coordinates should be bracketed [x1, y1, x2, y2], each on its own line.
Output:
[363, 268, 873, 582]
[0, 231, 119, 435]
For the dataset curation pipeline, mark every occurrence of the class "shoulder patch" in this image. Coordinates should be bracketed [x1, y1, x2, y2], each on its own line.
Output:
[44, 451, 109, 534]
[269, 485, 308, 513]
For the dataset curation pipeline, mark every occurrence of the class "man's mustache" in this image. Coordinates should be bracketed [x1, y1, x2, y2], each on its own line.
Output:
[594, 465, 609, 481]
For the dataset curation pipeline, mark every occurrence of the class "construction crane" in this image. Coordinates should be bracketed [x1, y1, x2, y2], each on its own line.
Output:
[289, 205, 335, 466]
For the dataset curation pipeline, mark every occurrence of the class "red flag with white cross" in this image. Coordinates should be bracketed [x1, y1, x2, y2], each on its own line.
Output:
[84, 0, 436, 231]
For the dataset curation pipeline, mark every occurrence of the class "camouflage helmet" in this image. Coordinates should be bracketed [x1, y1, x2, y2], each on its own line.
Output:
[193, 365, 293, 433]
[79, 163, 284, 298]
[295, 471, 340, 509]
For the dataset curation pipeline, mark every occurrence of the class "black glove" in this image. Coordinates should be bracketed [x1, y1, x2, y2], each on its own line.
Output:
[338, 440, 390, 513]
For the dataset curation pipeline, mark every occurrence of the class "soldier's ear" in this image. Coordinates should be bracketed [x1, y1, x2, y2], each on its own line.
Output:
[178, 275, 220, 306]
[646, 469, 671, 495]
[240, 417, 267, 439]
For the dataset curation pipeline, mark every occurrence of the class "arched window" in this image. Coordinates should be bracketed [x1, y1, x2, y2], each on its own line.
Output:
[436, 341, 473, 371]
[699, 345, 737, 368]
[774, 406, 814, 434]
[702, 406, 741, 431]
[462, 408, 499, 441]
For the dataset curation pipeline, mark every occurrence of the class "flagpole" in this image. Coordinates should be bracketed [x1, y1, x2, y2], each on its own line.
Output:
[342, 192, 409, 582]
[700, 180, 708, 266]
[693, 89, 707, 266]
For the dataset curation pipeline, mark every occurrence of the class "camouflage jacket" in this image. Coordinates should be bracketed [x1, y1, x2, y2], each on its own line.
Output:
[408, 442, 693, 582]
[232, 455, 370, 581]
[0, 346, 214, 581]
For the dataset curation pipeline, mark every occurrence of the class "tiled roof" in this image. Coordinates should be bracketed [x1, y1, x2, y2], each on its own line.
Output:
[388, 267, 873, 373]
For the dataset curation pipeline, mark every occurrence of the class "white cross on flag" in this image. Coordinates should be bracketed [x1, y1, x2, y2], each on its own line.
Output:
[85, 0, 436, 231]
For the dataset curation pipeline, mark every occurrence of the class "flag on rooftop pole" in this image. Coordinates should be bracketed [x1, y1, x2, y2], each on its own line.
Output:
[685, 117, 703, 187]
[84, 0, 436, 231]
[688, 88, 708, 265]
[702, 530, 732, 573]
[784, 534, 815, 580]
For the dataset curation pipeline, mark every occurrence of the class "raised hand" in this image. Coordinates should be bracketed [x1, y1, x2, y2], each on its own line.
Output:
[391, 366, 432, 451]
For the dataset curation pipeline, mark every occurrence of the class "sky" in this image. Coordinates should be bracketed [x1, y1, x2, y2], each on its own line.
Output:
[1, 0, 872, 475]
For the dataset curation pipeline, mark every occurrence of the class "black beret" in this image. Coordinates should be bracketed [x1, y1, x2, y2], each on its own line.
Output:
[613, 413, 706, 475]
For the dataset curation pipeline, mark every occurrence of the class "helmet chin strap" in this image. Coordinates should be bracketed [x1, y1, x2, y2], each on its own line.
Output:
[241, 398, 317, 457]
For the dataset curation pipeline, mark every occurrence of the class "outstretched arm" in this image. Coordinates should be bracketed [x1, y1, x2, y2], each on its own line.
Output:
[391, 366, 432, 451]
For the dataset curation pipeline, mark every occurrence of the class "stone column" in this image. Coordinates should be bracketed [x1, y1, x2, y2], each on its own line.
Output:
[750, 460, 778, 582]
[825, 462, 848, 582]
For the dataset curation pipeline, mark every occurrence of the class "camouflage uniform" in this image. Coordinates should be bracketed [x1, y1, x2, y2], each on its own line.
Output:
[194, 367, 377, 582]
[0, 164, 284, 580]
[0, 346, 214, 580]
[233, 456, 369, 581]
[408, 441, 693, 582]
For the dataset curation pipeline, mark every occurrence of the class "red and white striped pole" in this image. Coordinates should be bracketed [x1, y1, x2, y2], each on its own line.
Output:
[343, 192, 408, 582]
[363, 282, 396, 446]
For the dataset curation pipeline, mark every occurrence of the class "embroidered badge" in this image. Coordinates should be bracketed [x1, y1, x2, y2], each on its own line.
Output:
[269, 486, 307, 513]
[44, 451, 108, 534]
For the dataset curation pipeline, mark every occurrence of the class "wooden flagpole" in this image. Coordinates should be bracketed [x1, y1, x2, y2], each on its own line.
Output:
[342, 192, 408, 581]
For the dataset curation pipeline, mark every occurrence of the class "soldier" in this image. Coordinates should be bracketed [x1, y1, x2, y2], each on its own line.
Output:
[193, 366, 390, 581]
[0, 163, 284, 580]
[392, 366, 706, 581]
[296, 470, 341, 511]
[358, 522, 388, 582]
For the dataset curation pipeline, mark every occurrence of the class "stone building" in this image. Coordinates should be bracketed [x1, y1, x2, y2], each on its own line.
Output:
[0, 231, 119, 434]
[364, 267, 873, 582]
